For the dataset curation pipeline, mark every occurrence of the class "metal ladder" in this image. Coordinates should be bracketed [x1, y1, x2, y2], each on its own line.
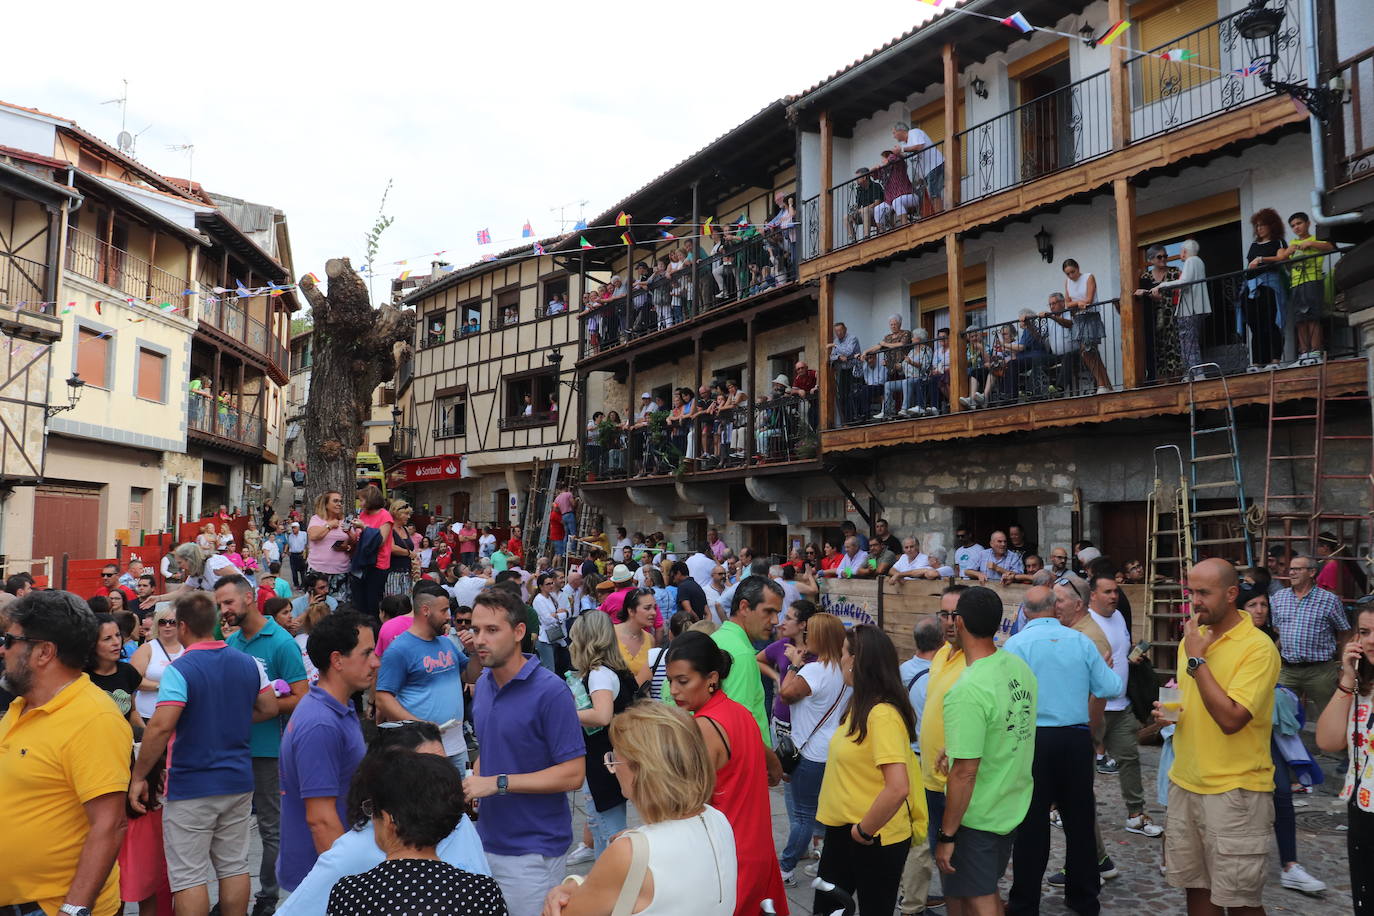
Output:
[1146, 445, 1194, 677]
[1185, 363, 1254, 568]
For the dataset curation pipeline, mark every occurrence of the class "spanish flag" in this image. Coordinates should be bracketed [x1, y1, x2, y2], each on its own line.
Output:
[616, 212, 631, 227]
[620, 232, 633, 246]
[703, 216, 714, 236]
[1099, 20, 1130, 45]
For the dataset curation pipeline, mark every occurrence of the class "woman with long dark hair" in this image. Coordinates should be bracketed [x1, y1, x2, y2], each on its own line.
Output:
[1243, 207, 1290, 369]
[666, 631, 788, 916]
[614, 587, 657, 684]
[813, 624, 924, 915]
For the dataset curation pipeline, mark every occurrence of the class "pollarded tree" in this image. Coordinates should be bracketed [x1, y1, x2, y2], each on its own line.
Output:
[299, 258, 414, 510]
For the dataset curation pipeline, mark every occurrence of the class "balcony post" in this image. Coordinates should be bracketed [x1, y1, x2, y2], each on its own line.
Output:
[946, 232, 968, 411]
[690, 180, 701, 319]
[1108, 0, 1131, 150]
[819, 110, 834, 254]
[943, 43, 962, 208]
[146, 231, 157, 300]
[818, 274, 834, 431]
[1115, 178, 1143, 389]
[212, 346, 222, 435]
[43, 206, 60, 303]
[746, 316, 757, 467]
[236, 361, 245, 440]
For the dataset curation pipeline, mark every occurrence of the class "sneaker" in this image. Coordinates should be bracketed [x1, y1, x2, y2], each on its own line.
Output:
[1280, 862, 1327, 894]
[972, 391, 987, 406]
[1125, 813, 1164, 837]
[925, 896, 946, 910]
[1098, 855, 1120, 879]
[1096, 385, 1110, 394]
[958, 396, 976, 409]
[1246, 364, 1264, 373]
[781, 868, 797, 887]
[1046, 867, 1107, 889]
[1292, 783, 1314, 795]
[872, 412, 889, 420]
[925, 406, 940, 416]
[1095, 754, 1119, 775]
[1049, 809, 1063, 830]
[565, 842, 595, 865]
[803, 861, 819, 877]
[250, 901, 276, 916]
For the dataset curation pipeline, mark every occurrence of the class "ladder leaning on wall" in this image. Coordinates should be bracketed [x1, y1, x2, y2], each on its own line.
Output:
[1146, 445, 1194, 678]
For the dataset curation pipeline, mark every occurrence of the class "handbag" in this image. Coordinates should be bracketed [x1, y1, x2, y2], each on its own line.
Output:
[777, 681, 848, 775]
[611, 829, 649, 916]
[635, 647, 666, 700]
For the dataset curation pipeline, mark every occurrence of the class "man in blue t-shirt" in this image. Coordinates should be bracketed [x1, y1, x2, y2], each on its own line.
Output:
[220, 574, 308, 916]
[376, 580, 472, 767]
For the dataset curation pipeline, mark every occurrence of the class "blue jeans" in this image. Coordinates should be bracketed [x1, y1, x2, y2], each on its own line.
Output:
[562, 512, 576, 554]
[585, 789, 628, 858]
[781, 756, 827, 871]
[536, 641, 555, 672]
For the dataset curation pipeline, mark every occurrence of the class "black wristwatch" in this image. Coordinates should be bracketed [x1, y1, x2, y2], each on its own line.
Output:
[854, 824, 875, 842]
[496, 774, 509, 795]
[1186, 656, 1206, 677]
[937, 828, 960, 844]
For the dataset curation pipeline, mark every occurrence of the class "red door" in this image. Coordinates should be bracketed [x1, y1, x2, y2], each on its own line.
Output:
[33, 484, 102, 563]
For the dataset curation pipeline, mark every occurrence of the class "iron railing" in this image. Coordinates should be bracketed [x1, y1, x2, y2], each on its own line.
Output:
[187, 394, 266, 448]
[390, 426, 416, 460]
[1333, 46, 1374, 188]
[1140, 251, 1351, 383]
[961, 303, 1122, 406]
[1127, 0, 1305, 140]
[801, 195, 821, 261]
[833, 337, 952, 427]
[828, 143, 947, 250]
[0, 253, 50, 312]
[66, 227, 189, 306]
[434, 422, 466, 440]
[199, 297, 286, 371]
[499, 412, 556, 430]
[957, 71, 1112, 204]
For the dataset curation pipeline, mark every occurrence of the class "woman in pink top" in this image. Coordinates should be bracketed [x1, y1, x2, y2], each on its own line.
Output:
[352, 484, 394, 617]
[306, 489, 353, 601]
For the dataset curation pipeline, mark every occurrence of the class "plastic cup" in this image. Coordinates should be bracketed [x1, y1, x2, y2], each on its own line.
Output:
[1158, 685, 1182, 722]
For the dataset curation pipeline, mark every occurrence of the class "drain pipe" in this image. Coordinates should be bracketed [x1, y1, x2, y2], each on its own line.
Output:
[1303, 0, 1362, 227]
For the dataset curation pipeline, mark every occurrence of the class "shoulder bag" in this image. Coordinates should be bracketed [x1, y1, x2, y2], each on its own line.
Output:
[777, 681, 848, 775]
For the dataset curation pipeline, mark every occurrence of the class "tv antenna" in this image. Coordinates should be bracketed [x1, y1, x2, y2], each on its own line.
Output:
[549, 199, 590, 232]
[167, 143, 195, 181]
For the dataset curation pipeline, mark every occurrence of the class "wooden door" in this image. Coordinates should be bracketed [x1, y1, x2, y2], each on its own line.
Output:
[33, 484, 101, 562]
[1017, 60, 1072, 181]
[1098, 501, 1149, 570]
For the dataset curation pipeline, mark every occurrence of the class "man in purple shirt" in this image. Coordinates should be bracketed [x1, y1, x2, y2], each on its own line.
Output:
[463, 588, 585, 916]
[277, 610, 378, 893]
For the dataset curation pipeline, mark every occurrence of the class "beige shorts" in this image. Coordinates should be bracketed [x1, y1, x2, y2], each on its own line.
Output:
[1164, 783, 1273, 908]
[162, 792, 254, 893]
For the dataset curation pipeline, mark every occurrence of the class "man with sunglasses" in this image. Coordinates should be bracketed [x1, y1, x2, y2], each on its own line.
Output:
[91, 564, 119, 601]
[0, 591, 131, 916]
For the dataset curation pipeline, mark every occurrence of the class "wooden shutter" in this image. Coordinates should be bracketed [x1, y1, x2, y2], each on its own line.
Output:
[909, 263, 988, 313]
[77, 327, 110, 388]
[1132, 0, 1221, 103]
[137, 348, 165, 401]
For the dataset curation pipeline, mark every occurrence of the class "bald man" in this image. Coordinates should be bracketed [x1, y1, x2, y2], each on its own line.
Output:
[1155, 558, 1280, 916]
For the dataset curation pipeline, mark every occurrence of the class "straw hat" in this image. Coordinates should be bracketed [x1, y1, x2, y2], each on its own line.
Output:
[596, 564, 635, 590]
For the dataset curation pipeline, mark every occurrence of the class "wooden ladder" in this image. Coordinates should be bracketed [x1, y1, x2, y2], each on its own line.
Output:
[1147, 445, 1194, 678]
[1186, 363, 1254, 569]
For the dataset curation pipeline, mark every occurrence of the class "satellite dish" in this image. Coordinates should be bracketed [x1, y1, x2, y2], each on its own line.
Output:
[116, 131, 134, 153]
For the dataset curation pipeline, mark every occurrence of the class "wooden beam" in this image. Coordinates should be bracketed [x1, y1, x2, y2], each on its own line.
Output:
[819, 110, 834, 255]
[145, 230, 157, 300]
[818, 275, 835, 431]
[1108, 0, 1131, 150]
[1115, 178, 1143, 389]
[942, 43, 962, 208]
[946, 232, 968, 411]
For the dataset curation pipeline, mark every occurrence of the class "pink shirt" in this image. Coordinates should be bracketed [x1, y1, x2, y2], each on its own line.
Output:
[598, 586, 634, 620]
[553, 491, 575, 514]
[709, 539, 727, 562]
[307, 514, 350, 574]
[376, 615, 413, 657]
[359, 509, 395, 570]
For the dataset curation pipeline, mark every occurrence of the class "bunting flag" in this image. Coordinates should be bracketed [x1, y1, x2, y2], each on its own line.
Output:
[1160, 48, 1196, 61]
[432, 250, 447, 256]
[573, 219, 588, 230]
[94, 301, 102, 315]
[1233, 59, 1270, 76]
[1099, 19, 1130, 45]
[620, 231, 633, 246]
[61, 307, 72, 314]
[399, 270, 413, 281]
[661, 231, 676, 240]
[236, 282, 251, 299]
[476, 228, 492, 245]
[532, 241, 546, 255]
[579, 236, 594, 249]
[917, 0, 942, 5]
[481, 254, 497, 262]
[657, 216, 676, 225]
[305, 272, 321, 284]
[703, 216, 714, 236]
[1000, 11, 1034, 33]
[521, 221, 533, 238]
[615, 212, 631, 227]
[159, 303, 174, 310]
[439, 265, 458, 273]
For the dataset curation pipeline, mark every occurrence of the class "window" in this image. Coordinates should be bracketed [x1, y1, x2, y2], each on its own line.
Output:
[136, 346, 167, 402]
[436, 392, 467, 439]
[290, 337, 313, 373]
[711, 363, 745, 388]
[423, 310, 448, 347]
[504, 370, 556, 423]
[458, 301, 481, 337]
[76, 325, 112, 389]
[496, 288, 520, 327]
[1131, 0, 1221, 104]
[540, 276, 570, 317]
[908, 265, 987, 338]
[769, 349, 803, 385]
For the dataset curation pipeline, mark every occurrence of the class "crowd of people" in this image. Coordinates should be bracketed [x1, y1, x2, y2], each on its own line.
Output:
[2, 497, 1371, 916]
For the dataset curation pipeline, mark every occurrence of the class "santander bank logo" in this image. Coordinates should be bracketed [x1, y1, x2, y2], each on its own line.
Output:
[445, 461, 459, 475]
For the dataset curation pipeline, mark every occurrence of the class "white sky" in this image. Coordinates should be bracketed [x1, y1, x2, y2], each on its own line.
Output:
[5, 0, 938, 295]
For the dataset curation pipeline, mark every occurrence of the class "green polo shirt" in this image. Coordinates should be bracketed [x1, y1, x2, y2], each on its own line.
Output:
[227, 616, 308, 757]
[712, 621, 772, 748]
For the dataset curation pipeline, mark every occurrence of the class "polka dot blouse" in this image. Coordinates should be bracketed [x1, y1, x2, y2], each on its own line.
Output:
[326, 858, 508, 915]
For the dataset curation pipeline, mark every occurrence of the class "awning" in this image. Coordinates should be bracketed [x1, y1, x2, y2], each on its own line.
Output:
[389, 453, 468, 484]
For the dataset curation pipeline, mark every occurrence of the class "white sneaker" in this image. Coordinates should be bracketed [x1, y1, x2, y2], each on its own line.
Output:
[973, 391, 987, 405]
[803, 861, 819, 877]
[566, 842, 595, 865]
[1281, 862, 1327, 894]
[1095, 385, 1110, 394]
[1125, 813, 1164, 837]
[781, 868, 797, 887]
[925, 406, 940, 416]
[958, 396, 976, 409]
[1049, 809, 1063, 830]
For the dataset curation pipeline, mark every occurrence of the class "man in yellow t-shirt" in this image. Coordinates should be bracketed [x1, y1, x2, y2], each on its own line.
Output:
[1285, 211, 1335, 361]
[1155, 558, 1280, 914]
[0, 592, 133, 916]
[916, 585, 968, 867]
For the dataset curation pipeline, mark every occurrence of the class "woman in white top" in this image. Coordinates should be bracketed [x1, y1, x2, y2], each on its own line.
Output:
[1154, 238, 1211, 379]
[776, 612, 851, 881]
[154, 542, 242, 601]
[544, 702, 737, 916]
[130, 606, 184, 721]
[531, 571, 566, 672]
[1061, 258, 1112, 393]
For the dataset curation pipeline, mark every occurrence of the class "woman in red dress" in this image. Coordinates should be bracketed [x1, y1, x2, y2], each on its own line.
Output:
[666, 630, 789, 916]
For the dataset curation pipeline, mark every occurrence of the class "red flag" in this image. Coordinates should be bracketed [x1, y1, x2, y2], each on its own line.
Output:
[94, 301, 102, 315]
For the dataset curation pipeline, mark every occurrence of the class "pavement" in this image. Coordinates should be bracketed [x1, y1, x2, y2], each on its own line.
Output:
[164, 740, 1354, 915]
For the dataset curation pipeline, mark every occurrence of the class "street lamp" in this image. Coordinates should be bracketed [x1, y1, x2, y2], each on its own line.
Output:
[1235, 0, 1346, 122]
[45, 372, 85, 418]
[547, 348, 582, 393]
[1034, 226, 1055, 264]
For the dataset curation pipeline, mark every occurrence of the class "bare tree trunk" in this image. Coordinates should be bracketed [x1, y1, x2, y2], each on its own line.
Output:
[300, 258, 414, 514]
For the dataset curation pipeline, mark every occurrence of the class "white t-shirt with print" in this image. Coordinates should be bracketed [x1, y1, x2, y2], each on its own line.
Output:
[954, 544, 985, 575]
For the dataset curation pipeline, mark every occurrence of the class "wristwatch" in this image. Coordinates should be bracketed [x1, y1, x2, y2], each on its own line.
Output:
[60, 905, 92, 916]
[854, 824, 875, 842]
[1186, 656, 1206, 677]
[936, 828, 960, 844]
[496, 774, 509, 796]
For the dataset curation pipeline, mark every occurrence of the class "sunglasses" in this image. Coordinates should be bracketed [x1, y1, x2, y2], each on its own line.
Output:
[1, 633, 45, 650]
[158, 619, 178, 627]
[603, 751, 623, 773]
[377, 719, 423, 729]
[1056, 575, 1089, 601]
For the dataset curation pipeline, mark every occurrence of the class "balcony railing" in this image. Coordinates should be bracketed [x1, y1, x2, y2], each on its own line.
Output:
[199, 296, 287, 372]
[801, 195, 820, 262]
[66, 227, 189, 306]
[1333, 46, 1374, 188]
[434, 422, 466, 440]
[390, 426, 416, 460]
[581, 393, 819, 481]
[499, 411, 556, 430]
[0, 253, 51, 312]
[829, 144, 948, 251]
[958, 72, 1112, 205]
[187, 392, 266, 448]
[832, 336, 951, 426]
[583, 229, 797, 358]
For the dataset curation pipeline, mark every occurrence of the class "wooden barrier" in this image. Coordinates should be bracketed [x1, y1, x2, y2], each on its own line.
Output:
[817, 578, 1149, 660]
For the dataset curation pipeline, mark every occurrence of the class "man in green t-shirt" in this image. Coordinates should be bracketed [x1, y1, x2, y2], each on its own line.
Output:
[935, 585, 1037, 912]
[711, 575, 784, 785]
[1286, 211, 1336, 362]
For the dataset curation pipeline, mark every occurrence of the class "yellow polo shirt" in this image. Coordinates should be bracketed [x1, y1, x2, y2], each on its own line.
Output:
[1170, 612, 1280, 794]
[0, 675, 132, 916]
[918, 643, 966, 792]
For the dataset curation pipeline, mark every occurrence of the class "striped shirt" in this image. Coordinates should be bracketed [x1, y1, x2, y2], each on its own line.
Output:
[1270, 584, 1349, 663]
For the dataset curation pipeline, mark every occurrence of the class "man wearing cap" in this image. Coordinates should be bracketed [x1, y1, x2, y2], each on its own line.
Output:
[286, 521, 308, 590]
[596, 565, 637, 620]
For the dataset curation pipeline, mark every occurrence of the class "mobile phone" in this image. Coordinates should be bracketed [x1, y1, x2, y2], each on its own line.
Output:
[1128, 639, 1151, 663]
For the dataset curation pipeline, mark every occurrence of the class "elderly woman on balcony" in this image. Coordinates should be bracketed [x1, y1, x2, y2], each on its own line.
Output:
[1153, 238, 1210, 380]
[865, 315, 913, 421]
[1135, 244, 1182, 380]
[899, 328, 938, 418]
